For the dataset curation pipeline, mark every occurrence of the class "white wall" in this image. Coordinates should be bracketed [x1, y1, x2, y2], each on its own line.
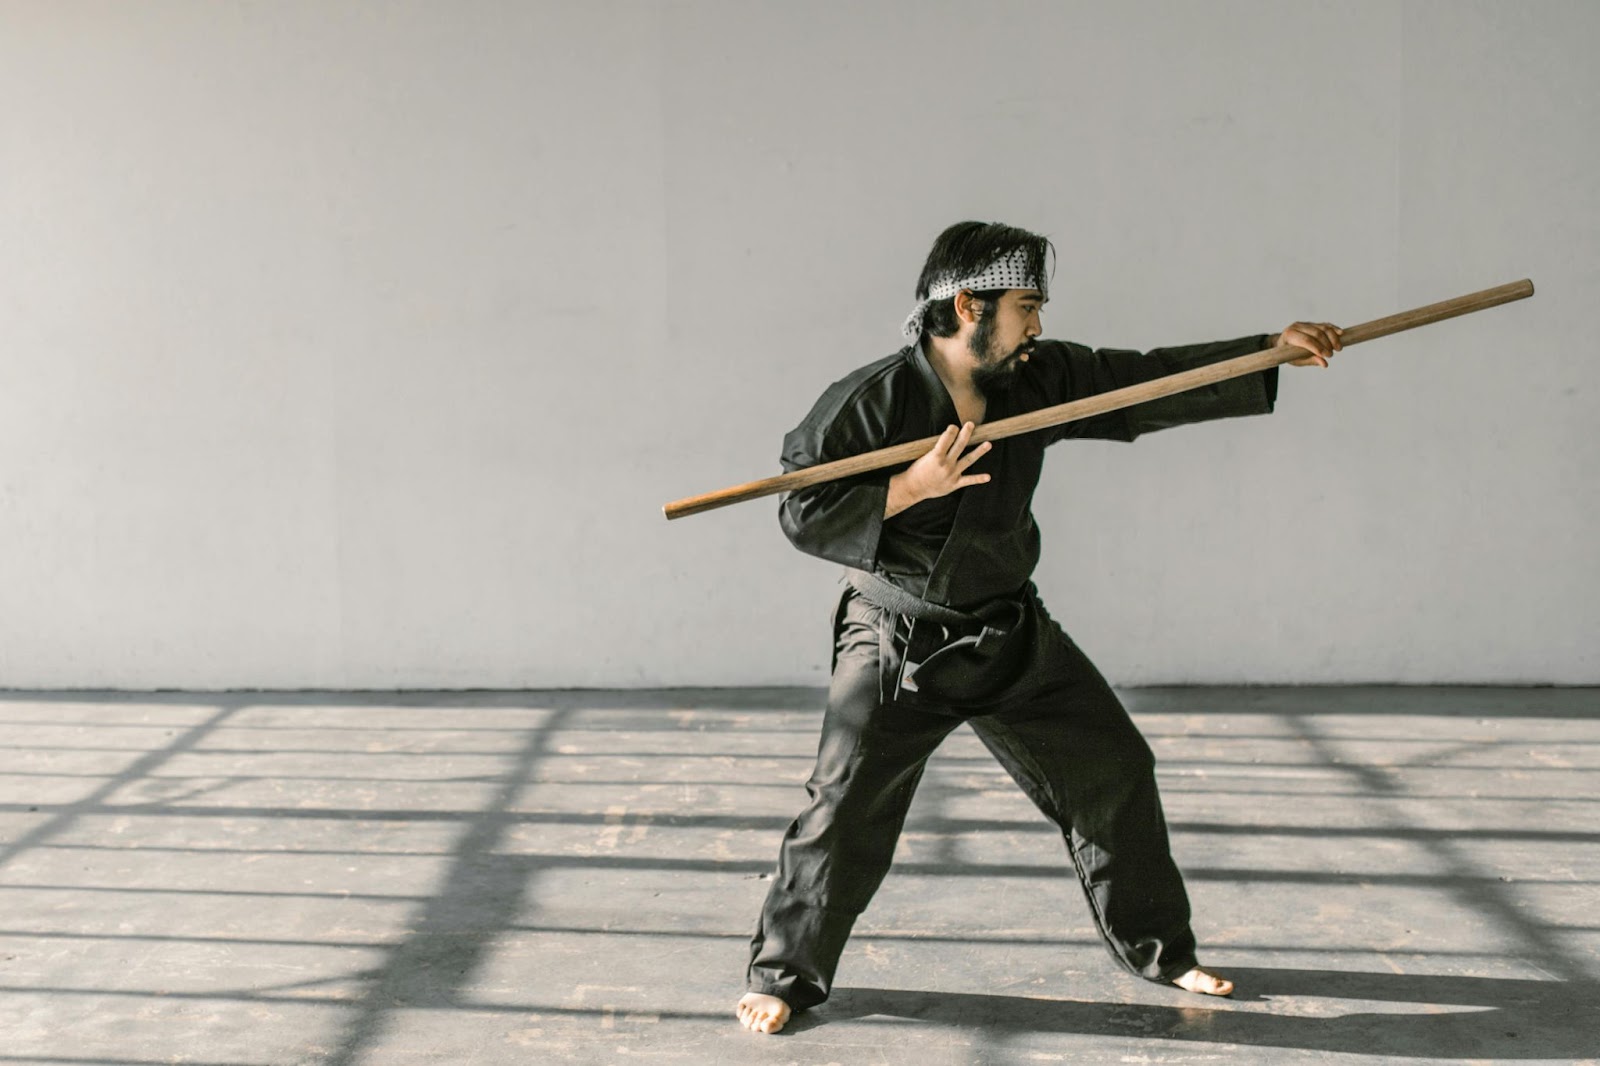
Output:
[1, 0, 1594, 688]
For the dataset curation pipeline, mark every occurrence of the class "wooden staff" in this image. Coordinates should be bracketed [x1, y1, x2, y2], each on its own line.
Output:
[663, 279, 1534, 521]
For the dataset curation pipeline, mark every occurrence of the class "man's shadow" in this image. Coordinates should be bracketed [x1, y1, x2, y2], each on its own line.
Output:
[792, 968, 1598, 1059]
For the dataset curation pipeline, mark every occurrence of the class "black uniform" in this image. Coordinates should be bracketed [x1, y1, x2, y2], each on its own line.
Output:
[746, 334, 1279, 1009]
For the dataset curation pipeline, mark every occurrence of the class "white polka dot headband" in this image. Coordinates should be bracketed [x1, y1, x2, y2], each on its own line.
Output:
[901, 248, 1049, 340]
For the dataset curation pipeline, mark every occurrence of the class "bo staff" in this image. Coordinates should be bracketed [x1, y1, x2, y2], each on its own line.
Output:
[663, 279, 1534, 521]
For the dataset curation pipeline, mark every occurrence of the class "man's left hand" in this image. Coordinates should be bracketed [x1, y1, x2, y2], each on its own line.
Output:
[1274, 321, 1343, 368]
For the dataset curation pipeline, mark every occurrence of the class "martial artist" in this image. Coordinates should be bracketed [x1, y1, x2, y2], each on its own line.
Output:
[738, 221, 1341, 1035]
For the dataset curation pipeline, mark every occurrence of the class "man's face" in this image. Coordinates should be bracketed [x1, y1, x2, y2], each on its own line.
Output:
[969, 288, 1045, 396]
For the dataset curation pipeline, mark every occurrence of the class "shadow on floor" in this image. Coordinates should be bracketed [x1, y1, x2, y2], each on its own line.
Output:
[803, 969, 1599, 1059]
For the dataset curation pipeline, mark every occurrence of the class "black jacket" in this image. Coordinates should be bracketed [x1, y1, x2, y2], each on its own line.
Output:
[779, 335, 1278, 611]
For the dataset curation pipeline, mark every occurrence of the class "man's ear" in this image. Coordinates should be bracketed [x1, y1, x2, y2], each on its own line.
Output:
[953, 289, 981, 326]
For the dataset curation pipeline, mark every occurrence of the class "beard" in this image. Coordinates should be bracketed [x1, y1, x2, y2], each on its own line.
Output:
[968, 313, 1034, 399]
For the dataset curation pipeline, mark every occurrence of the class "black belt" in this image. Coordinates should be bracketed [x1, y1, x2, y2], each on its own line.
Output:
[845, 568, 1016, 658]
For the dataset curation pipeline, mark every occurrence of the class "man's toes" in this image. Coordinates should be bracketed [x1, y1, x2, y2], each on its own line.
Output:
[736, 993, 791, 1034]
[1174, 966, 1234, 997]
[743, 1008, 782, 1034]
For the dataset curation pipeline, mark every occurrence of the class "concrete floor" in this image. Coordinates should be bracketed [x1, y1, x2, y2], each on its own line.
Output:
[1, 687, 1596, 1066]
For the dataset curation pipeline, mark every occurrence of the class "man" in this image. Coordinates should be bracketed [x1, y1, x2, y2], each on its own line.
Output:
[737, 221, 1341, 1035]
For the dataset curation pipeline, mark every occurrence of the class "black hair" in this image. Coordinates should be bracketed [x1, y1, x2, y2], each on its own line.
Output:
[914, 221, 1053, 338]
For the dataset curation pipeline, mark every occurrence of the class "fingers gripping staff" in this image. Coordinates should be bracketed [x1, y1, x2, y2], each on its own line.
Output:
[1281, 321, 1345, 368]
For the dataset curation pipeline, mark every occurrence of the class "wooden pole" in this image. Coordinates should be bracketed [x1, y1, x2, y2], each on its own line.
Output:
[662, 278, 1534, 521]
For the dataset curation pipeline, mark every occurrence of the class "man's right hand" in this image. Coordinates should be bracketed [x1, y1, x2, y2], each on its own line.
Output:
[885, 422, 993, 518]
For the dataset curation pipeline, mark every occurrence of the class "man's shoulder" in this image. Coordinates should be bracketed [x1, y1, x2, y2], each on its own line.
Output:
[823, 347, 915, 398]
[798, 348, 916, 429]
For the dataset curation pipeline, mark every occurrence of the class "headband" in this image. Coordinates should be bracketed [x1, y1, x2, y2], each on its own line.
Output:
[900, 247, 1048, 340]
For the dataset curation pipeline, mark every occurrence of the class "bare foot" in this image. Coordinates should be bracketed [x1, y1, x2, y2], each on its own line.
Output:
[736, 991, 792, 1034]
[1172, 966, 1234, 997]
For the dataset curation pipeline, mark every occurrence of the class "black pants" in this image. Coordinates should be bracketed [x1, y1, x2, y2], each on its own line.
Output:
[745, 585, 1198, 1009]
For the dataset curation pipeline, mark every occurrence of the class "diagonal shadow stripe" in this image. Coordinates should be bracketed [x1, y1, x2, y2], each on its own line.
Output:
[1282, 713, 1595, 983]
[0, 700, 250, 871]
[320, 704, 577, 1066]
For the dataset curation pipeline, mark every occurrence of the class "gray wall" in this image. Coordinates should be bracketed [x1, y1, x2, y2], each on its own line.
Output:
[2, 0, 1594, 688]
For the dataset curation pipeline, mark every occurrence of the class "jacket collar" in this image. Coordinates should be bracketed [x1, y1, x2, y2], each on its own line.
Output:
[905, 339, 960, 427]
